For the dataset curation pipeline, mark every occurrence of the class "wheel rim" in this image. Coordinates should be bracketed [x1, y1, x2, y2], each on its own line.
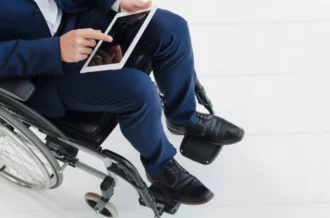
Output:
[86, 200, 113, 217]
[0, 119, 57, 190]
[85, 193, 118, 218]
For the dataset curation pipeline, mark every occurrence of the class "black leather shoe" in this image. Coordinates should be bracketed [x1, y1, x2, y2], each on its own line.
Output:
[147, 159, 214, 205]
[167, 112, 244, 145]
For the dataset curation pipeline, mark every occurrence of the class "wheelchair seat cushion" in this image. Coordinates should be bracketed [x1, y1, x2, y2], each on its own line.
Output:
[0, 78, 35, 101]
[51, 111, 118, 148]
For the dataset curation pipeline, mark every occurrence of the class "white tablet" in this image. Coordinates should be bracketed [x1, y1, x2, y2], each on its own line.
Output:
[80, 6, 157, 73]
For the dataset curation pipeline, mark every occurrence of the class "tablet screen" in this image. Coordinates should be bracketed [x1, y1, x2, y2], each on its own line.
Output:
[87, 11, 151, 67]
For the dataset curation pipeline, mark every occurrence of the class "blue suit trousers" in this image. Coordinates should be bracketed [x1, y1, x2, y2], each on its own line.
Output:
[54, 9, 197, 175]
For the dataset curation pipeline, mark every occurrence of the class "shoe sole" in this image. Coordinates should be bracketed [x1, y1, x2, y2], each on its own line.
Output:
[178, 193, 214, 205]
[147, 177, 215, 205]
[168, 128, 245, 146]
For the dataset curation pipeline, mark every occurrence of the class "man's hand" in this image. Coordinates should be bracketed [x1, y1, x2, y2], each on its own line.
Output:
[89, 45, 123, 66]
[120, 0, 152, 13]
[60, 28, 113, 63]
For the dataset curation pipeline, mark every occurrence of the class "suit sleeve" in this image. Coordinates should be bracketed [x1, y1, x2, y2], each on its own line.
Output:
[56, 0, 117, 15]
[95, 0, 117, 16]
[0, 37, 63, 79]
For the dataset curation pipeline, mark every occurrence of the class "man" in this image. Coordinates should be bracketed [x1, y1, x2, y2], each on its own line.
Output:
[0, 0, 244, 204]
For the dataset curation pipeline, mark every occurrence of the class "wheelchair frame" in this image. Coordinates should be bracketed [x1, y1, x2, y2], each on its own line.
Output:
[0, 59, 214, 218]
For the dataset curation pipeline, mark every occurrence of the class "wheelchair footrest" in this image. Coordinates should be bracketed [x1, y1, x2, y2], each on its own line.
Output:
[139, 185, 181, 216]
[180, 135, 223, 165]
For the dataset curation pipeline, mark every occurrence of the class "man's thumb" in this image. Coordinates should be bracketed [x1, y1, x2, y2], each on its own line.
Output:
[139, 0, 152, 8]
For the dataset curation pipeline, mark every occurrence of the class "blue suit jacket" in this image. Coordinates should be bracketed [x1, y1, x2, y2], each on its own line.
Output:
[0, 0, 116, 117]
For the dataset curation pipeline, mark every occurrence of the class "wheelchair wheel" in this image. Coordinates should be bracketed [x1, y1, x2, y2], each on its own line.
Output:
[85, 192, 118, 218]
[0, 107, 63, 190]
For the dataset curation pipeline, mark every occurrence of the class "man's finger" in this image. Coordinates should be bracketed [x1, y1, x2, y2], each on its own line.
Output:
[78, 29, 113, 42]
[89, 60, 96, 66]
[79, 47, 93, 55]
[113, 45, 123, 63]
[78, 54, 88, 62]
[80, 39, 97, 47]
[97, 50, 113, 64]
[94, 56, 103, 65]
[134, 11, 148, 19]
[136, 0, 152, 8]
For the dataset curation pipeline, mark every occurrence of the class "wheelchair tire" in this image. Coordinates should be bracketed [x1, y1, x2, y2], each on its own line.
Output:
[85, 192, 118, 218]
[0, 106, 63, 190]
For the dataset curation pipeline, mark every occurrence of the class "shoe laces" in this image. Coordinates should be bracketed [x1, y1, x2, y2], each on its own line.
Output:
[196, 112, 210, 125]
[167, 159, 188, 175]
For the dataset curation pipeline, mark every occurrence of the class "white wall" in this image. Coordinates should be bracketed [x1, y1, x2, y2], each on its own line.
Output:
[1, 1, 330, 218]
[156, 0, 330, 23]
[159, 1, 330, 217]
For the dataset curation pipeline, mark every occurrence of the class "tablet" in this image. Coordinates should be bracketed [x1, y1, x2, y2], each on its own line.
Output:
[80, 6, 157, 73]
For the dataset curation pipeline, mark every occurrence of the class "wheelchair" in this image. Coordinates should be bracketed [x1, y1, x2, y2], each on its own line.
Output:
[0, 56, 219, 218]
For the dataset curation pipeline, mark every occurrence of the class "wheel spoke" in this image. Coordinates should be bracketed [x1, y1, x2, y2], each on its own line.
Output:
[0, 119, 57, 189]
[0, 153, 43, 182]
[10, 146, 43, 183]
[0, 141, 45, 183]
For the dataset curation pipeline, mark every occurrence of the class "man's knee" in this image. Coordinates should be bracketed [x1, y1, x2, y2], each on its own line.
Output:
[123, 69, 161, 113]
[150, 9, 189, 37]
[162, 10, 188, 30]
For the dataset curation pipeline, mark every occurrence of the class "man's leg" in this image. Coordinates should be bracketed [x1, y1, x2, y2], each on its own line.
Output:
[128, 9, 197, 126]
[54, 9, 214, 204]
[73, 8, 243, 145]
[56, 68, 175, 175]
[75, 9, 197, 126]
[55, 68, 213, 204]
[132, 9, 244, 145]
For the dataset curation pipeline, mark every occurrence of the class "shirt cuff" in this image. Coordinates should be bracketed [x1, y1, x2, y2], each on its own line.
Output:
[111, 0, 121, 12]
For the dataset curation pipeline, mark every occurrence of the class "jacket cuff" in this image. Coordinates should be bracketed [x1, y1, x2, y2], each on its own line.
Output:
[32, 36, 63, 76]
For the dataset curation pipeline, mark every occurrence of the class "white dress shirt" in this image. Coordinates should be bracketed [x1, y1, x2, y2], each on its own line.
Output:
[34, 0, 121, 36]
